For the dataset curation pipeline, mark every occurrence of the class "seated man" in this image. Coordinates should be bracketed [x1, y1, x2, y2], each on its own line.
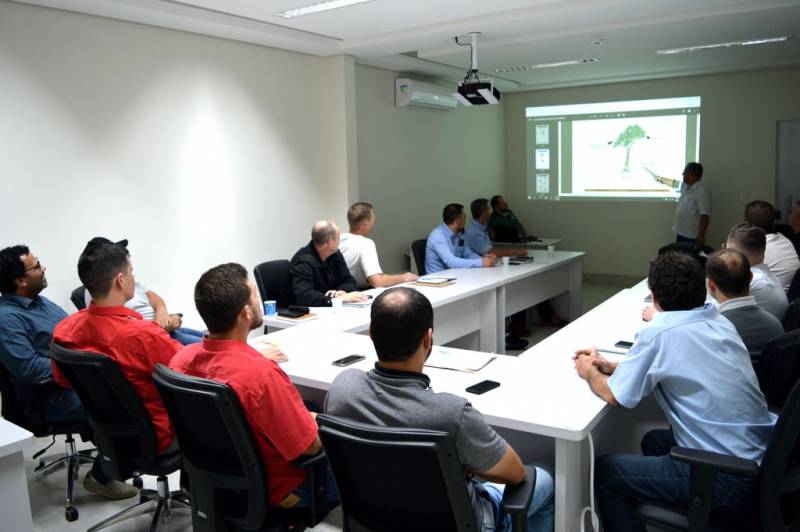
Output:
[83, 237, 203, 345]
[325, 287, 554, 531]
[281, 221, 367, 307]
[426, 203, 496, 274]
[0, 244, 136, 499]
[725, 223, 789, 320]
[775, 199, 800, 256]
[745, 200, 800, 291]
[574, 252, 775, 531]
[706, 249, 784, 359]
[487, 195, 529, 242]
[467, 198, 567, 333]
[53, 241, 182, 460]
[170, 263, 338, 509]
[339, 202, 417, 288]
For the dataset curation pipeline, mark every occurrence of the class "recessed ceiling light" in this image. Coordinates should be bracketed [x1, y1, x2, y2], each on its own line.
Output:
[656, 35, 792, 55]
[495, 58, 599, 73]
[274, 0, 374, 19]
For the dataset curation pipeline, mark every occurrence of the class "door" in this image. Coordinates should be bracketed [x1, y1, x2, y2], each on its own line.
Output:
[776, 119, 800, 221]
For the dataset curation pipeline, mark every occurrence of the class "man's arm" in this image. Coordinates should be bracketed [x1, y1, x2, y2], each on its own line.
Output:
[367, 272, 417, 288]
[696, 214, 710, 248]
[291, 261, 331, 307]
[146, 290, 172, 330]
[653, 175, 681, 188]
[574, 349, 620, 405]
[472, 445, 526, 484]
[0, 316, 53, 382]
[430, 234, 483, 269]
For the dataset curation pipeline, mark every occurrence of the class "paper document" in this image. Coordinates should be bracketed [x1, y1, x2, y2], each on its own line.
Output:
[424, 348, 496, 373]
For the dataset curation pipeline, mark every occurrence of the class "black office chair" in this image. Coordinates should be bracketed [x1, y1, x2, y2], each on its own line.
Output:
[50, 343, 189, 532]
[253, 260, 290, 333]
[757, 329, 800, 411]
[317, 414, 536, 532]
[658, 242, 713, 268]
[0, 362, 95, 522]
[153, 365, 334, 532]
[70, 286, 87, 311]
[635, 379, 800, 532]
[410, 239, 427, 276]
[783, 297, 800, 331]
[788, 269, 800, 303]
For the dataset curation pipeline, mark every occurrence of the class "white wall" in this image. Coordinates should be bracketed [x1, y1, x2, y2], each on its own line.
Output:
[0, 2, 356, 326]
[504, 67, 800, 277]
[356, 65, 506, 273]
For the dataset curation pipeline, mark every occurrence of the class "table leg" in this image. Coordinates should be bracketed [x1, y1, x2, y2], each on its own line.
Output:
[555, 437, 587, 532]
[0, 451, 34, 531]
[478, 288, 499, 353]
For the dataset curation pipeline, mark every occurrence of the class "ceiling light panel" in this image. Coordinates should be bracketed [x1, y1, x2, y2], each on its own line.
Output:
[274, 0, 374, 19]
[495, 57, 598, 73]
[656, 35, 792, 55]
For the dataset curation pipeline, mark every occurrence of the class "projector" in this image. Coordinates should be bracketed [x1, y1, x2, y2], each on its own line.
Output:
[454, 78, 501, 106]
[451, 33, 501, 107]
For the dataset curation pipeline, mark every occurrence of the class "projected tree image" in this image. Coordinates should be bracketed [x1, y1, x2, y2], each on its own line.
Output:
[612, 124, 647, 172]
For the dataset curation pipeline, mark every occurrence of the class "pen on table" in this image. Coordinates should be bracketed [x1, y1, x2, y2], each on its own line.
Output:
[597, 347, 628, 356]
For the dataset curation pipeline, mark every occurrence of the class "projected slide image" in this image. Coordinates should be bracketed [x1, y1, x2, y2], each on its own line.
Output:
[571, 115, 686, 196]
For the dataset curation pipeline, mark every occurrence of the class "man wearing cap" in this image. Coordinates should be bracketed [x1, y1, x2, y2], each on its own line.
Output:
[82, 238, 204, 345]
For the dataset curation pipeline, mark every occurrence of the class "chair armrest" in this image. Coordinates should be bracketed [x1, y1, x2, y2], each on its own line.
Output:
[501, 465, 536, 515]
[292, 450, 327, 469]
[670, 447, 759, 478]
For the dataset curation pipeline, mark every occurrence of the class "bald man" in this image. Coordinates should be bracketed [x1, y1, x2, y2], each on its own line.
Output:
[280, 221, 367, 307]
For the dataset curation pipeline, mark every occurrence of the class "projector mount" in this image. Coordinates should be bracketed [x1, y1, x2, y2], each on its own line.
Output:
[453, 32, 501, 106]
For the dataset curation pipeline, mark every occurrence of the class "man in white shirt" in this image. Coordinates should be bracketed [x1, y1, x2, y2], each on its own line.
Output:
[339, 202, 418, 288]
[744, 200, 800, 291]
[658, 162, 711, 248]
[725, 223, 789, 321]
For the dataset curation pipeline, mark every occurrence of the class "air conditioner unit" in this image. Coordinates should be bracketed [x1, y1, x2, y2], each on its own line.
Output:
[395, 78, 458, 111]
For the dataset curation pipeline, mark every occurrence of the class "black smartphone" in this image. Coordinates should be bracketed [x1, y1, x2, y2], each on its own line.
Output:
[614, 340, 634, 349]
[465, 380, 501, 395]
[644, 294, 652, 302]
[332, 354, 366, 367]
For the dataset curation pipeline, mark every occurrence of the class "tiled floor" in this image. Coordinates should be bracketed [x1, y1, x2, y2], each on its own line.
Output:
[21, 277, 636, 531]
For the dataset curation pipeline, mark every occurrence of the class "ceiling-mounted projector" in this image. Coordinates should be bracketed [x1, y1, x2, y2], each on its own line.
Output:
[452, 32, 501, 107]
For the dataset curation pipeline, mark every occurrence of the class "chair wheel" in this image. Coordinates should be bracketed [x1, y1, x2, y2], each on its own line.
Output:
[133, 477, 143, 489]
[65, 506, 79, 522]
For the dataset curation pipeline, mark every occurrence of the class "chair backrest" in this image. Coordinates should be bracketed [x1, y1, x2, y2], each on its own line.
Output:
[70, 286, 87, 311]
[757, 329, 800, 411]
[410, 239, 427, 276]
[0, 361, 30, 427]
[253, 260, 290, 305]
[787, 268, 800, 303]
[756, 380, 800, 531]
[50, 342, 158, 480]
[492, 225, 521, 243]
[657, 242, 711, 268]
[784, 297, 800, 332]
[317, 414, 477, 532]
[153, 364, 268, 532]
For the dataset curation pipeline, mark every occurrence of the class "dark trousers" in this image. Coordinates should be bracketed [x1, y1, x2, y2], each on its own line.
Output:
[595, 429, 757, 532]
[676, 235, 697, 244]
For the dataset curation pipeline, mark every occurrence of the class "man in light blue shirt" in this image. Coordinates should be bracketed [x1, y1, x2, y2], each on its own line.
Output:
[425, 203, 496, 274]
[574, 252, 775, 531]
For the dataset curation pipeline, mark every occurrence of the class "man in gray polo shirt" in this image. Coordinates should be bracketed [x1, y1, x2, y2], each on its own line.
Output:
[324, 287, 554, 532]
[706, 249, 784, 360]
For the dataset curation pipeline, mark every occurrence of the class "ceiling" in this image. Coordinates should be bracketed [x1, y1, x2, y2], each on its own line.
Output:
[14, 0, 800, 91]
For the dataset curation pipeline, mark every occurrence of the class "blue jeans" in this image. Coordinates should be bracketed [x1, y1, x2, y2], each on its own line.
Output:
[170, 327, 204, 346]
[472, 465, 555, 532]
[41, 387, 86, 424]
[291, 461, 340, 509]
[595, 429, 757, 532]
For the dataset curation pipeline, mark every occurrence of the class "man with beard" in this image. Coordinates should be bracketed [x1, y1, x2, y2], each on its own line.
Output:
[425, 203, 496, 274]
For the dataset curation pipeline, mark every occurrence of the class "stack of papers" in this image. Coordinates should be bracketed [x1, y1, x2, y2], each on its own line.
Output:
[424, 348, 496, 373]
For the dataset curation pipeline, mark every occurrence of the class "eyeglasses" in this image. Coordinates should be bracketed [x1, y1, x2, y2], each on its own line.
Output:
[25, 260, 43, 273]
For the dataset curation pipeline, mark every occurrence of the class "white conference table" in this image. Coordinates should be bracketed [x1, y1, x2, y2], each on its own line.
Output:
[254, 281, 650, 532]
[0, 419, 35, 531]
[494, 237, 562, 250]
[263, 250, 584, 354]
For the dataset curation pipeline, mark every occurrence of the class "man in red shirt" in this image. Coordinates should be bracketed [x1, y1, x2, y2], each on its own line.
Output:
[170, 263, 338, 509]
[53, 242, 181, 491]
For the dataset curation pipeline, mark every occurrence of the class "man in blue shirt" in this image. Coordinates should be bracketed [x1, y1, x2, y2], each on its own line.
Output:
[0, 244, 138, 500]
[574, 252, 775, 531]
[425, 203, 496, 274]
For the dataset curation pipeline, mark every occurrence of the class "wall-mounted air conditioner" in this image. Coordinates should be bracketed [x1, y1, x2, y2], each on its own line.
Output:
[395, 78, 458, 111]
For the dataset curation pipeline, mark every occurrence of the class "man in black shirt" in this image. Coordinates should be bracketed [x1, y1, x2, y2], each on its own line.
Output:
[281, 221, 368, 307]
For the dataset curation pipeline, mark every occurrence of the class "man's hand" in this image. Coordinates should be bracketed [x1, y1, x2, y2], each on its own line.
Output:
[258, 344, 289, 363]
[154, 310, 172, 331]
[402, 272, 419, 283]
[573, 347, 616, 376]
[169, 314, 183, 330]
[573, 353, 598, 380]
[642, 305, 659, 322]
[482, 254, 497, 267]
[341, 292, 368, 303]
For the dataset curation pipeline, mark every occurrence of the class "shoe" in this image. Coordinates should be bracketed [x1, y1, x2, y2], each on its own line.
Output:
[510, 324, 532, 337]
[505, 334, 529, 351]
[83, 472, 139, 500]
